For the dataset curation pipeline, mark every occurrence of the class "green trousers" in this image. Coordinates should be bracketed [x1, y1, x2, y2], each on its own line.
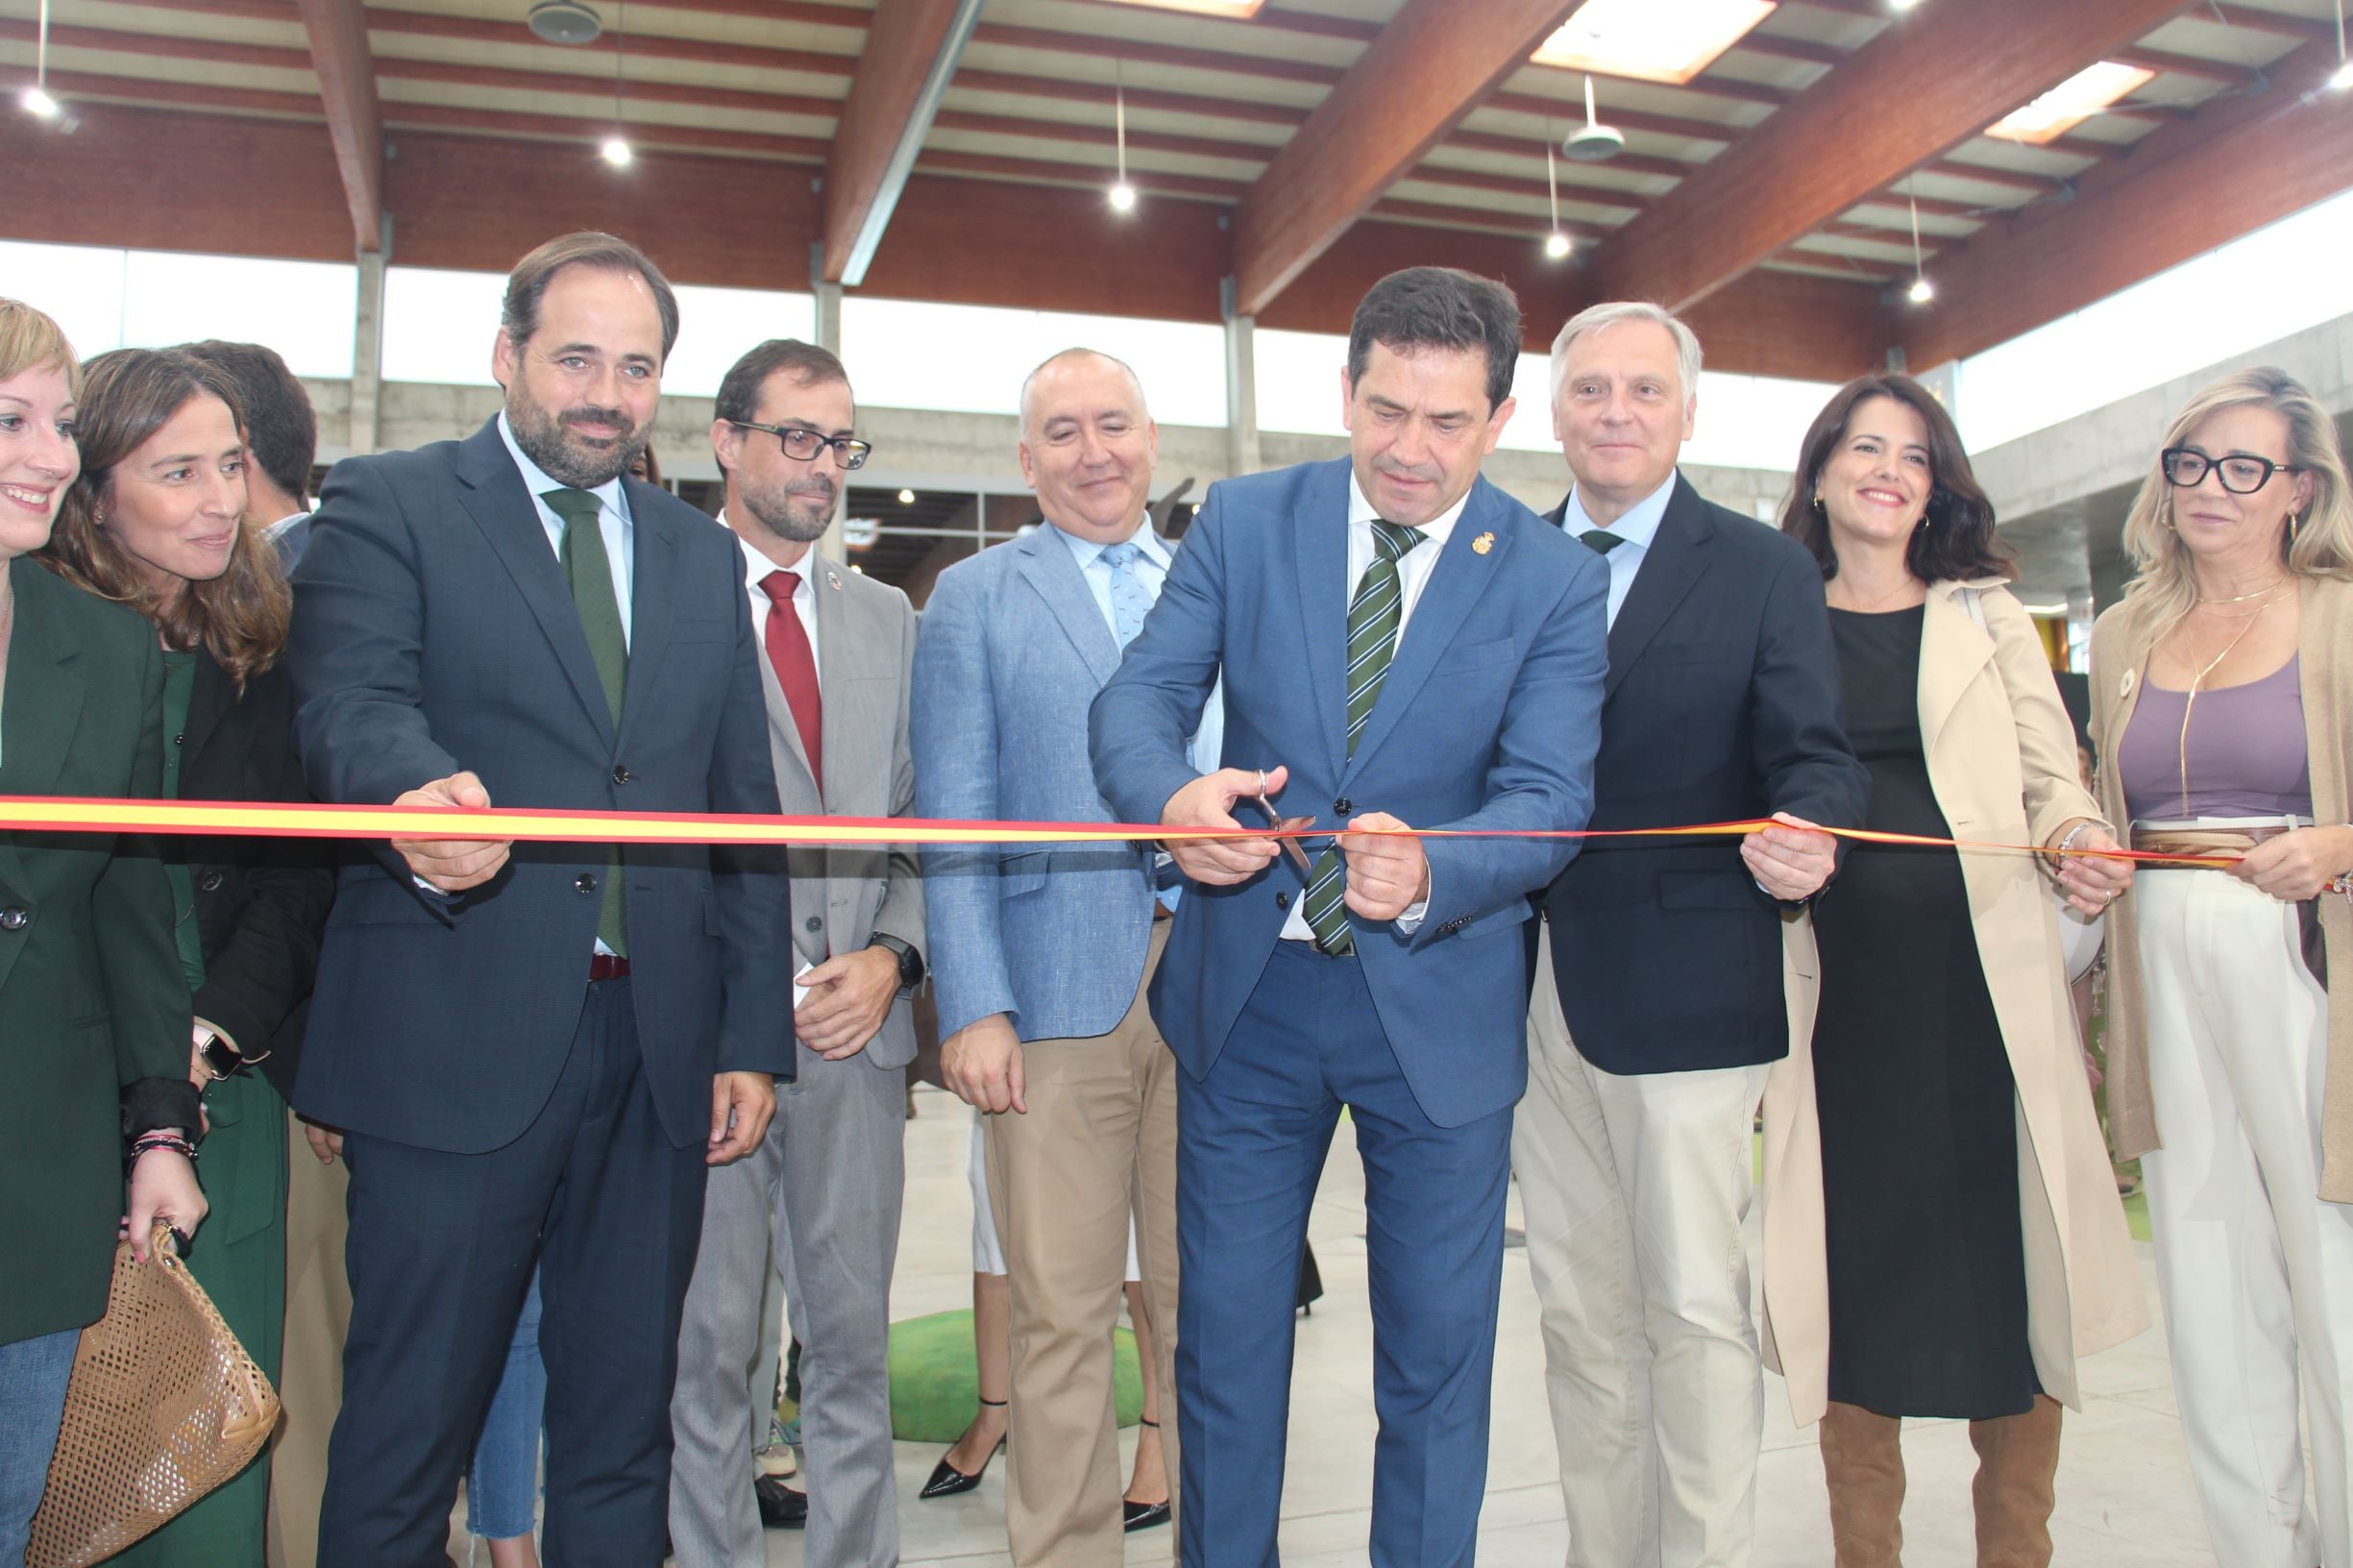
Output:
[110, 1069, 288, 1567]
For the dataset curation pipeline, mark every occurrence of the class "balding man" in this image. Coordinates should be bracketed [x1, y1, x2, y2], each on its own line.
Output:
[913, 348, 1213, 1566]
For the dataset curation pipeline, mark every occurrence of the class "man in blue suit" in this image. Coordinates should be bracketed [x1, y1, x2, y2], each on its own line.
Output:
[914, 349, 1210, 1567]
[288, 232, 796, 1566]
[1091, 266, 1609, 1566]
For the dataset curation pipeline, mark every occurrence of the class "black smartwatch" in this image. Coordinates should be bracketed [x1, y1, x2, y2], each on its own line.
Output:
[869, 934, 923, 990]
[196, 1027, 247, 1082]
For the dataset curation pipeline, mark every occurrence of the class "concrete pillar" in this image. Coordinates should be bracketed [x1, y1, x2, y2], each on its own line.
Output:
[814, 269, 847, 563]
[1222, 290, 1261, 481]
[349, 247, 386, 457]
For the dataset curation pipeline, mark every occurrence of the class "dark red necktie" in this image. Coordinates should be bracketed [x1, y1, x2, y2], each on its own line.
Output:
[758, 569, 822, 792]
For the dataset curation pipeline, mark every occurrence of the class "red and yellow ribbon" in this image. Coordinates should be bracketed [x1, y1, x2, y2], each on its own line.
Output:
[0, 796, 2235, 867]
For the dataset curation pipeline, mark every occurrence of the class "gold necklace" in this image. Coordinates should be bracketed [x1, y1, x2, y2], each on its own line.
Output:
[2194, 576, 2288, 606]
[2175, 596, 2275, 818]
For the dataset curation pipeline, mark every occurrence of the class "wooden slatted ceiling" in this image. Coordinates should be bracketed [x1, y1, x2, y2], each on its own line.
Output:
[0, 0, 2343, 332]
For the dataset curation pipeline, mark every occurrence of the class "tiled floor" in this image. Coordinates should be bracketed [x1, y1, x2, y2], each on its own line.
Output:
[459, 1083, 2219, 1565]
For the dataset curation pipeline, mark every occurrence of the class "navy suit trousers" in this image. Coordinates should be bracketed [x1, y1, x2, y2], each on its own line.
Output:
[319, 976, 708, 1567]
[1176, 942, 1511, 1568]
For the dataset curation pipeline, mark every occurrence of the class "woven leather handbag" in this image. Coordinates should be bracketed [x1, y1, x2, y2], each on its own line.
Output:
[26, 1226, 281, 1568]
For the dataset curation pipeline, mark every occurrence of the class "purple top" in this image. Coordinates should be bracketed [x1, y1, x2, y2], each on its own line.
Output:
[2119, 653, 2312, 821]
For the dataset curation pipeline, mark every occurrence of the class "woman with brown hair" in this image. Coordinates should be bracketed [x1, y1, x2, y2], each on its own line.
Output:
[1760, 373, 2144, 1567]
[41, 346, 332, 1566]
[0, 303, 207, 1564]
[2090, 366, 2353, 1568]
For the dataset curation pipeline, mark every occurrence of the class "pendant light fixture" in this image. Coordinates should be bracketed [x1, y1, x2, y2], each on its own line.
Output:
[601, 3, 634, 165]
[1905, 182, 1933, 305]
[20, 0, 59, 118]
[1544, 135, 1572, 259]
[1109, 61, 1138, 212]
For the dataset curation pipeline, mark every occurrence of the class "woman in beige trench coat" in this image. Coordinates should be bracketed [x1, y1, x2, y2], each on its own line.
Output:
[1759, 375, 2146, 1568]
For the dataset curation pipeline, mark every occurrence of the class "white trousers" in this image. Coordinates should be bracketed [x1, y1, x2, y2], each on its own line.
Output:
[2138, 869, 2353, 1568]
[1514, 938, 1770, 1568]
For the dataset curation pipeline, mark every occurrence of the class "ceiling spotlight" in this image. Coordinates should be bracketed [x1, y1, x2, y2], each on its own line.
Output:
[2334, 3, 2350, 90]
[22, 0, 58, 118]
[1907, 275, 1935, 305]
[1889, 0, 1920, 9]
[1109, 181, 1138, 212]
[1542, 138, 1574, 260]
[528, 0, 603, 43]
[1544, 231, 1573, 260]
[1904, 184, 1932, 306]
[601, 134, 633, 166]
[897, 488, 916, 505]
[20, 85, 59, 118]
[2334, 56, 2353, 90]
[1108, 64, 1139, 215]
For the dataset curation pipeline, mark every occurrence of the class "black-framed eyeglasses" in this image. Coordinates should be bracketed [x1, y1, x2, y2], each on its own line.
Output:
[2160, 447, 2301, 495]
[731, 420, 872, 471]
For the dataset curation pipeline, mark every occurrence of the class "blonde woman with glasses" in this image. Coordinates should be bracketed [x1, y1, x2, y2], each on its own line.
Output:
[2091, 365, 2353, 1568]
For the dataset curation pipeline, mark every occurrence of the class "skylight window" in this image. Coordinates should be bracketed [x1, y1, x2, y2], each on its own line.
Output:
[1986, 61, 2154, 144]
[1530, 0, 1777, 86]
[1089, 0, 1266, 17]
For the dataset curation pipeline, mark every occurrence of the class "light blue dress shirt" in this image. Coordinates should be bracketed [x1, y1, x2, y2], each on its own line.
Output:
[1053, 522, 1224, 771]
[498, 412, 635, 647]
[1560, 470, 1678, 629]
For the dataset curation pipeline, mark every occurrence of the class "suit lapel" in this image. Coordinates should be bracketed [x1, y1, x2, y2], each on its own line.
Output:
[1919, 581, 1996, 759]
[1604, 475, 1711, 699]
[1013, 527, 1119, 688]
[811, 558, 853, 801]
[618, 478, 674, 749]
[181, 649, 233, 781]
[1345, 480, 1513, 779]
[1290, 461, 1353, 780]
[0, 562, 87, 927]
[452, 420, 616, 747]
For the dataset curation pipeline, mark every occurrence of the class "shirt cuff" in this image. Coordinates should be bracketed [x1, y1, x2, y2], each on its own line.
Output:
[1394, 874, 1432, 933]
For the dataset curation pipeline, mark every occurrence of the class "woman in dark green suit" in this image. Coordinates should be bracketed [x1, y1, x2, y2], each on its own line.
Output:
[0, 305, 207, 1563]
[40, 346, 327, 1567]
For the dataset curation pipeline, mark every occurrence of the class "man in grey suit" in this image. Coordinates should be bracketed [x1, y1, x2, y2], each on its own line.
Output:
[913, 349, 1209, 1566]
[668, 339, 924, 1568]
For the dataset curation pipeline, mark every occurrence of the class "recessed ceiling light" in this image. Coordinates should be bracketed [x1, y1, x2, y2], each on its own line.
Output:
[1987, 61, 2155, 144]
[1532, 0, 1777, 86]
[1090, 0, 1265, 14]
[897, 488, 916, 505]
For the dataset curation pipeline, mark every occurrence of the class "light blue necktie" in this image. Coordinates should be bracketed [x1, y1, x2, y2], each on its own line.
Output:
[1099, 541, 1153, 649]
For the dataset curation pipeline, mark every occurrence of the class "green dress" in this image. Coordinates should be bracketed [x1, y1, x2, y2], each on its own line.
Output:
[111, 649, 289, 1567]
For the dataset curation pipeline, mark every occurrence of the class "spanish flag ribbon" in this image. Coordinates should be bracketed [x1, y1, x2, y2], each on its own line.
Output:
[0, 796, 2237, 868]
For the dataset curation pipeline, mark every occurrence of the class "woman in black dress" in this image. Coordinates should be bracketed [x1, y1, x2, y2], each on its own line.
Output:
[1762, 376, 2144, 1567]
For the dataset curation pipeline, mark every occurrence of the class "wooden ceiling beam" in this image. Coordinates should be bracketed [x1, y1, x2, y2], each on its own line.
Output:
[820, 0, 985, 285]
[1900, 39, 2353, 368]
[1231, 0, 1586, 315]
[1589, 0, 2187, 311]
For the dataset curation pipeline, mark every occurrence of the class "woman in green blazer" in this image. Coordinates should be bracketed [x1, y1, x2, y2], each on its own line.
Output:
[39, 346, 325, 1568]
[0, 305, 207, 1562]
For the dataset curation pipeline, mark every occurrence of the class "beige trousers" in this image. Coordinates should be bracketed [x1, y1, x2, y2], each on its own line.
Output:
[985, 920, 1181, 1567]
[265, 1117, 352, 1568]
[1514, 938, 1770, 1568]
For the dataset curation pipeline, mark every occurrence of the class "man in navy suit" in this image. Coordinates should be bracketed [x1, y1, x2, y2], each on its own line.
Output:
[1515, 302, 1866, 1568]
[1091, 267, 1609, 1566]
[288, 232, 796, 1567]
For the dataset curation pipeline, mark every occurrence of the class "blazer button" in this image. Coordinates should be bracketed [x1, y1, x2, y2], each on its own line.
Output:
[612, 765, 634, 785]
[1334, 797, 1352, 817]
[576, 872, 598, 894]
[805, 916, 823, 934]
[1275, 892, 1290, 909]
[0, 906, 28, 932]
[198, 871, 225, 894]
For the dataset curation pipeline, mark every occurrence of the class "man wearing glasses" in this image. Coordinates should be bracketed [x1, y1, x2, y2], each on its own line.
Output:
[670, 339, 925, 1568]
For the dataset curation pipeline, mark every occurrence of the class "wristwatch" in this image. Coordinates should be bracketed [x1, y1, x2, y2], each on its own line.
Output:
[870, 934, 924, 990]
[195, 1026, 245, 1082]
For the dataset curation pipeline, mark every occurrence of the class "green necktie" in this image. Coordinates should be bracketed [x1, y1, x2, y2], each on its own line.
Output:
[1302, 520, 1423, 956]
[544, 487, 629, 957]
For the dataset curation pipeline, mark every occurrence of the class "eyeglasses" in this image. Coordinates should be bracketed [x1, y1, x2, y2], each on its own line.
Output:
[731, 421, 872, 471]
[2160, 447, 2301, 495]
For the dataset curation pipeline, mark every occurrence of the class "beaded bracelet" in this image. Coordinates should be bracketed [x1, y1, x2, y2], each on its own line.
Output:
[129, 1132, 197, 1164]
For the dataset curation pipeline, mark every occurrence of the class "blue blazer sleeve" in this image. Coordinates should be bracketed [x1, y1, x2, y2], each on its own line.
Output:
[913, 567, 1019, 1041]
[1090, 495, 1228, 827]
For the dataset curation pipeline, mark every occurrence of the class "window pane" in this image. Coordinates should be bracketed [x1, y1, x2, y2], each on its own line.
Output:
[847, 297, 1226, 426]
[1, 242, 355, 378]
[381, 268, 507, 386]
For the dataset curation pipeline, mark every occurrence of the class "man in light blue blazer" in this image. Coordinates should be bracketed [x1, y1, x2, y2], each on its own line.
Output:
[1091, 267, 1609, 1567]
[914, 349, 1211, 1567]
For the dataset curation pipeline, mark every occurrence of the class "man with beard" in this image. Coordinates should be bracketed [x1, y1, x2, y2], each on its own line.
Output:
[287, 231, 797, 1567]
[668, 339, 923, 1567]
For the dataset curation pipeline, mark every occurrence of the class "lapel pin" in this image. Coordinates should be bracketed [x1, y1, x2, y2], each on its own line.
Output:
[2119, 669, 2135, 697]
[1471, 531, 1495, 555]
[826, 570, 844, 591]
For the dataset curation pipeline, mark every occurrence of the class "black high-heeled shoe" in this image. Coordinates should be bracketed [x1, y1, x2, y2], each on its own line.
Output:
[919, 1399, 1007, 1500]
[1123, 1418, 1171, 1531]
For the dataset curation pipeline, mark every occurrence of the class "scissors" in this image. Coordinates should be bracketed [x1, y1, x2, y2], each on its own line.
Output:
[1243, 768, 1317, 874]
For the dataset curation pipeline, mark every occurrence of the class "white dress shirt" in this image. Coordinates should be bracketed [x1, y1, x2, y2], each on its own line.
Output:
[1560, 470, 1677, 628]
[1276, 475, 1462, 942]
[727, 516, 821, 684]
[499, 412, 635, 647]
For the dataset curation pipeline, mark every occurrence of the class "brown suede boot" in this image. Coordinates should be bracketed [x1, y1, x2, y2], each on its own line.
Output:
[1820, 1401, 1906, 1568]
[1970, 1394, 2063, 1568]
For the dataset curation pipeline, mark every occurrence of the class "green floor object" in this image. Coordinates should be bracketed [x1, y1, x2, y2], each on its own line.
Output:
[888, 1309, 1144, 1443]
